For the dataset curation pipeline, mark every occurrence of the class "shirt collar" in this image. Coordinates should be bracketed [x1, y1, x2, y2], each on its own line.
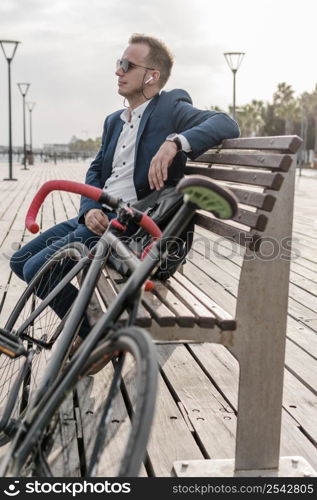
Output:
[120, 99, 152, 123]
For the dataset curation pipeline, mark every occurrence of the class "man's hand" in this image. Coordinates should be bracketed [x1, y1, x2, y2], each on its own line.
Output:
[148, 141, 178, 190]
[84, 209, 109, 235]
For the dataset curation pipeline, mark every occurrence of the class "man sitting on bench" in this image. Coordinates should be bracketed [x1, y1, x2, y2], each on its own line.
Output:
[10, 33, 240, 352]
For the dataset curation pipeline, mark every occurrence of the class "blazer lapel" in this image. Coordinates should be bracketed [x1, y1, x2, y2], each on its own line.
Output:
[135, 94, 160, 156]
[106, 118, 124, 162]
[102, 117, 124, 178]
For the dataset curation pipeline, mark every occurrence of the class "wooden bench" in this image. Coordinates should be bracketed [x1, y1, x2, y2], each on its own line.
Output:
[86, 135, 317, 476]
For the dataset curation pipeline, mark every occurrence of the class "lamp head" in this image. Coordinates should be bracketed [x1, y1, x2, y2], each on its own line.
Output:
[0, 40, 20, 61]
[224, 52, 245, 72]
[17, 82, 30, 97]
[26, 101, 36, 112]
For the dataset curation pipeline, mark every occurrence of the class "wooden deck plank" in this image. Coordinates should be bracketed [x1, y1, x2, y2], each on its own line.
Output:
[157, 344, 236, 459]
[188, 343, 317, 470]
[129, 371, 204, 476]
[291, 261, 317, 283]
[288, 298, 317, 331]
[76, 359, 148, 476]
[283, 370, 317, 445]
[285, 340, 317, 395]
[287, 317, 317, 359]
[289, 283, 317, 312]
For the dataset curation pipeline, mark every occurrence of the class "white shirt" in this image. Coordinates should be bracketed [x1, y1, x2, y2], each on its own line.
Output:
[104, 100, 151, 205]
[104, 99, 191, 205]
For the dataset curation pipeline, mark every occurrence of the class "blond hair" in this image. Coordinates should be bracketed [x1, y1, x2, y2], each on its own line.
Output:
[129, 33, 174, 88]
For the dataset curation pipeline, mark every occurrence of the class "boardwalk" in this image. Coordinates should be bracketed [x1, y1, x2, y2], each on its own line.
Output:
[0, 161, 316, 476]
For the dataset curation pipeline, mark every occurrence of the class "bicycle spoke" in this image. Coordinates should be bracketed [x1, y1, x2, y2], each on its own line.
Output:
[87, 354, 125, 476]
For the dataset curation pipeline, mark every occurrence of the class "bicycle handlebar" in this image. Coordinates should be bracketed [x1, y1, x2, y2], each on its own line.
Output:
[134, 212, 162, 239]
[25, 180, 162, 239]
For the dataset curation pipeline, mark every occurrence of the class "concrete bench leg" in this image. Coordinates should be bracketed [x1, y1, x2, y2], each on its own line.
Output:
[230, 157, 296, 473]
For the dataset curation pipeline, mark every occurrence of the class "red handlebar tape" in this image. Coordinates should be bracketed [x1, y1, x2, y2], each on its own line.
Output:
[25, 180, 104, 234]
[139, 214, 162, 239]
[25, 180, 163, 240]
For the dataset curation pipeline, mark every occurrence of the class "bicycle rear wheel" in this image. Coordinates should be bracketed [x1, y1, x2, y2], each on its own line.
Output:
[0, 242, 89, 442]
[12, 326, 158, 477]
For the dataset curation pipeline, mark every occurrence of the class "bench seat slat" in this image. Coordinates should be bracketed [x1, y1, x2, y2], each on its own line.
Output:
[105, 265, 176, 327]
[174, 272, 236, 330]
[142, 292, 177, 327]
[185, 165, 284, 190]
[183, 261, 236, 314]
[97, 270, 151, 327]
[197, 208, 267, 232]
[152, 282, 196, 328]
[220, 135, 302, 153]
[102, 268, 152, 327]
[104, 267, 152, 323]
[97, 273, 129, 323]
[194, 213, 261, 249]
[87, 285, 137, 327]
[230, 188, 276, 211]
[105, 266, 234, 330]
[234, 209, 267, 231]
[192, 152, 292, 171]
[165, 278, 216, 328]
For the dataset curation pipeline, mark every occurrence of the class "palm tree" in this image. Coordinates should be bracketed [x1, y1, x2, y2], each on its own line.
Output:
[273, 83, 301, 134]
[237, 100, 265, 137]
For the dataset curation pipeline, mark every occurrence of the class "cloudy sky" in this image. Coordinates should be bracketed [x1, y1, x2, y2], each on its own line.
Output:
[0, 0, 316, 148]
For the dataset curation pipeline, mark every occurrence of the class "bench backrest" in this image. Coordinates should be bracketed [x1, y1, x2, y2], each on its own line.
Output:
[185, 135, 302, 249]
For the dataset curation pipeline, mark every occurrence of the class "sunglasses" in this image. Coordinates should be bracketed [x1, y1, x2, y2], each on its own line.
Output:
[116, 58, 155, 73]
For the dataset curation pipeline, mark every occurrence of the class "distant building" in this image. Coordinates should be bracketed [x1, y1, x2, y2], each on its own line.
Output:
[43, 143, 70, 154]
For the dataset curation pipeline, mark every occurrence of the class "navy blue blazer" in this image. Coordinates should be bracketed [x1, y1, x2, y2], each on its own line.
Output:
[78, 89, 239, 221]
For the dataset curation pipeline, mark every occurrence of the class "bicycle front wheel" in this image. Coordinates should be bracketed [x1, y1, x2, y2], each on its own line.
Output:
[0, 242, 89, 441]
[12, 326, 158, 477]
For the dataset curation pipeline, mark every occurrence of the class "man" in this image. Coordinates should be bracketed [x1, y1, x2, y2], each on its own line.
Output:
[10, 34, 239, 346]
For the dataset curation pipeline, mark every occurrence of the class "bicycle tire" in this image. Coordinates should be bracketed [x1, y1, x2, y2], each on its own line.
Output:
[0, 242, 89, 442]
[9, 326, 158, 477]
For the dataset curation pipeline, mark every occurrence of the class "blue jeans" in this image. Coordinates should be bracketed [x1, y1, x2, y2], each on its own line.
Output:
[10, 217, 101, 338]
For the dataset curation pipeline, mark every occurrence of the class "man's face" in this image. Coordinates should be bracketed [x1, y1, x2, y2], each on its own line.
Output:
[116, 43, 151, 98]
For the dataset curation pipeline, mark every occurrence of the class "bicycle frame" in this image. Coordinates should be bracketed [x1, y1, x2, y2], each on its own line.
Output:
[1, 201, 197, 473]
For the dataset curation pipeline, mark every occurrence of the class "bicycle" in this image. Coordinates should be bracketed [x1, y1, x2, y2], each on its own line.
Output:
[0, 175, 238, 477]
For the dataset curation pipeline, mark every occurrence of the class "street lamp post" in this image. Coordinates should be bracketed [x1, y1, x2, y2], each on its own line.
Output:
[17, 82, 30, 170]
[224, 52, 245, 121]
[0, 40, 20, 181]
[26, 101, 36, 164]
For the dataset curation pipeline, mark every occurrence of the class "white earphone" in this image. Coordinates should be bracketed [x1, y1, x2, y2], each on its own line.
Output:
[145, 76, 153, 84]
